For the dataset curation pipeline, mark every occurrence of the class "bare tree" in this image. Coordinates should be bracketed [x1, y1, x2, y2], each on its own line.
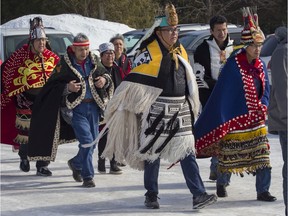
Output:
[172, 0, 281, 32]
[58, 0, 98, 17]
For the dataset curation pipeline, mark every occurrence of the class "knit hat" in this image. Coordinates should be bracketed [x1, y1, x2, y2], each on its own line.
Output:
[99, 42, 115, 54]
[29, 17, 47, 40]
[73, 33, 90, 47]
[240, 7, 265, 44]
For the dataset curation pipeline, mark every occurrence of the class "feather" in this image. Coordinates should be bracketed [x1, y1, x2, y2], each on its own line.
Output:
[165, 3, 178, 26]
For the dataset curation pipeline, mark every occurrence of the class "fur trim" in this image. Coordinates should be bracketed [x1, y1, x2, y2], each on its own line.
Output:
[64, 52, 113, 110]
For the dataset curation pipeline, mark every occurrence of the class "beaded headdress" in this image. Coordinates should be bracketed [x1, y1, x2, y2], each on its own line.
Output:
[240, 7, 265, 44]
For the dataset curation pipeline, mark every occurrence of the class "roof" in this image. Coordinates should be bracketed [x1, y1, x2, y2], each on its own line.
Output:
[179, 27, 243, 36]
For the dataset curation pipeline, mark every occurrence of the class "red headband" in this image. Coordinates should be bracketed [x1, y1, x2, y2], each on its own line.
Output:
[73, 41, 90, 46]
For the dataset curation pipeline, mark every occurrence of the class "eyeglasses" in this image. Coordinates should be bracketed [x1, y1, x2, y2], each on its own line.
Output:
[249, 43, 263, 49]
[160, 27, 180, 34]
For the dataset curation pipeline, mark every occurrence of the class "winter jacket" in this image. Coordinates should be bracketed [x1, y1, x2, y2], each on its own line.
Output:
[268, 40, 288, 133]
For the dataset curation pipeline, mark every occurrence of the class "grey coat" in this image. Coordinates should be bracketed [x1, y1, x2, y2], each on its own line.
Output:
[268, 39, 288, 133]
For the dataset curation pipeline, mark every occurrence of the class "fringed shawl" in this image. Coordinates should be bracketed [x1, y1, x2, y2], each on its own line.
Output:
[98, 39, 200, 170]
[194, 48, 270, 157]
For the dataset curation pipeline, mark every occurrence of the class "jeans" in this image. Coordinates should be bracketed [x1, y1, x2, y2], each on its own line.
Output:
[279, 131, 287, 214]
[211, 156, 231, 186]
[144, 154, 206, 197]
[210, 156, 218, 174]
[216, 171, 232, 186]
[215, 162, 271, 193]
[71, 102, 99, 180]
[255, 167, 272, 194]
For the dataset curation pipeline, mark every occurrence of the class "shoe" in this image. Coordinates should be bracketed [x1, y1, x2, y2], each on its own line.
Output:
[109, 161, 123, 174]
[68, 159, 83, 182]
[82, 178, 95, 188]
[257, 192, 277, 202]
[109, 165, 122, 174]
[98, 158, 106, 174]
[209, 171, 217, 181]
[144, 195, 160, 209]
[20, 159, 30, 172]
[193, 193, 217, 209]
[117, 162, 126, 167]
[36, 166, 52, 176]
[217, 185, 228, 197]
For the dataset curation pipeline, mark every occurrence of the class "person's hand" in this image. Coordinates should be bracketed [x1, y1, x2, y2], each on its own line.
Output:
[95, 76, 106, 88]
[68, 80, 81, 92]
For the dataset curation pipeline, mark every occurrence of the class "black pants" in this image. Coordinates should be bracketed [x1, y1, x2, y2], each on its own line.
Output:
[98, 131, 107, 158]
[18, 144, 50, 169]
[98, 130, 116, 162]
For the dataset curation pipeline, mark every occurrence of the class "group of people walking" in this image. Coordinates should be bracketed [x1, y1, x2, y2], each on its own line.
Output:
[1, 3, 286, 214]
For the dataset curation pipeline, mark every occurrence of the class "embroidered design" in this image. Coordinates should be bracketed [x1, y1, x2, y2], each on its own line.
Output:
[9, 56, 56, 97]
[196, 51, 267, 154]
[193, 63, 209, 89]
[218, 124, 271, 174]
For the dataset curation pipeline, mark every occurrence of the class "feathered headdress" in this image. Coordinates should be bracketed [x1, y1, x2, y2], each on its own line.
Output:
[29, 17, 47, 41]
[154, 3, 179, 27]
[134, 3, 179, 52]
[240, 7, 265, 44]
[164, 3, 178, 26]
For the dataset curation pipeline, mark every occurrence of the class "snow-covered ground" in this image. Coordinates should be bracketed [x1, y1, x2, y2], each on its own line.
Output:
[0, 133, 285, 216]
[1, 14, 286, 216]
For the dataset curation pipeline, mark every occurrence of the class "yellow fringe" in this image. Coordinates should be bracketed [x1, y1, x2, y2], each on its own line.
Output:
[222, 126, 267, 141]
[219, 163, 271, 175]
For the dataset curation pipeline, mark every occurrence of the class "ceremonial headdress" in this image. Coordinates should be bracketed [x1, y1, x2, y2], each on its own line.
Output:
[29, 17, 47, 40]
[137, 3, 179, 45]
[240, 7, 265, 44]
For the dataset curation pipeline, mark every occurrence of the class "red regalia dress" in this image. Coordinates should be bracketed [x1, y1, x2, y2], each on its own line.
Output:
[1, 44, 59, 147]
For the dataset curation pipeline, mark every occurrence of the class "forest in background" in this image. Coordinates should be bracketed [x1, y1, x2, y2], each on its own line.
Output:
[1, 0, 287, 34]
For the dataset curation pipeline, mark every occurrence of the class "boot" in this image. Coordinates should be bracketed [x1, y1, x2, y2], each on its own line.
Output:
[217, 185, 228, 197]
[98, 158, 106, 174]
[110, 159, 122, 174]
[20, 158, 30, 172]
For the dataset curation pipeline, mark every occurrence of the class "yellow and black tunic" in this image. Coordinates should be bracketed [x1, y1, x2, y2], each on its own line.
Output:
[99, 36, 200, 170]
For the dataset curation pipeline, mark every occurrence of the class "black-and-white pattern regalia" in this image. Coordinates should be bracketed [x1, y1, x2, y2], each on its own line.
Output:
[98, 37, 200, 170]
